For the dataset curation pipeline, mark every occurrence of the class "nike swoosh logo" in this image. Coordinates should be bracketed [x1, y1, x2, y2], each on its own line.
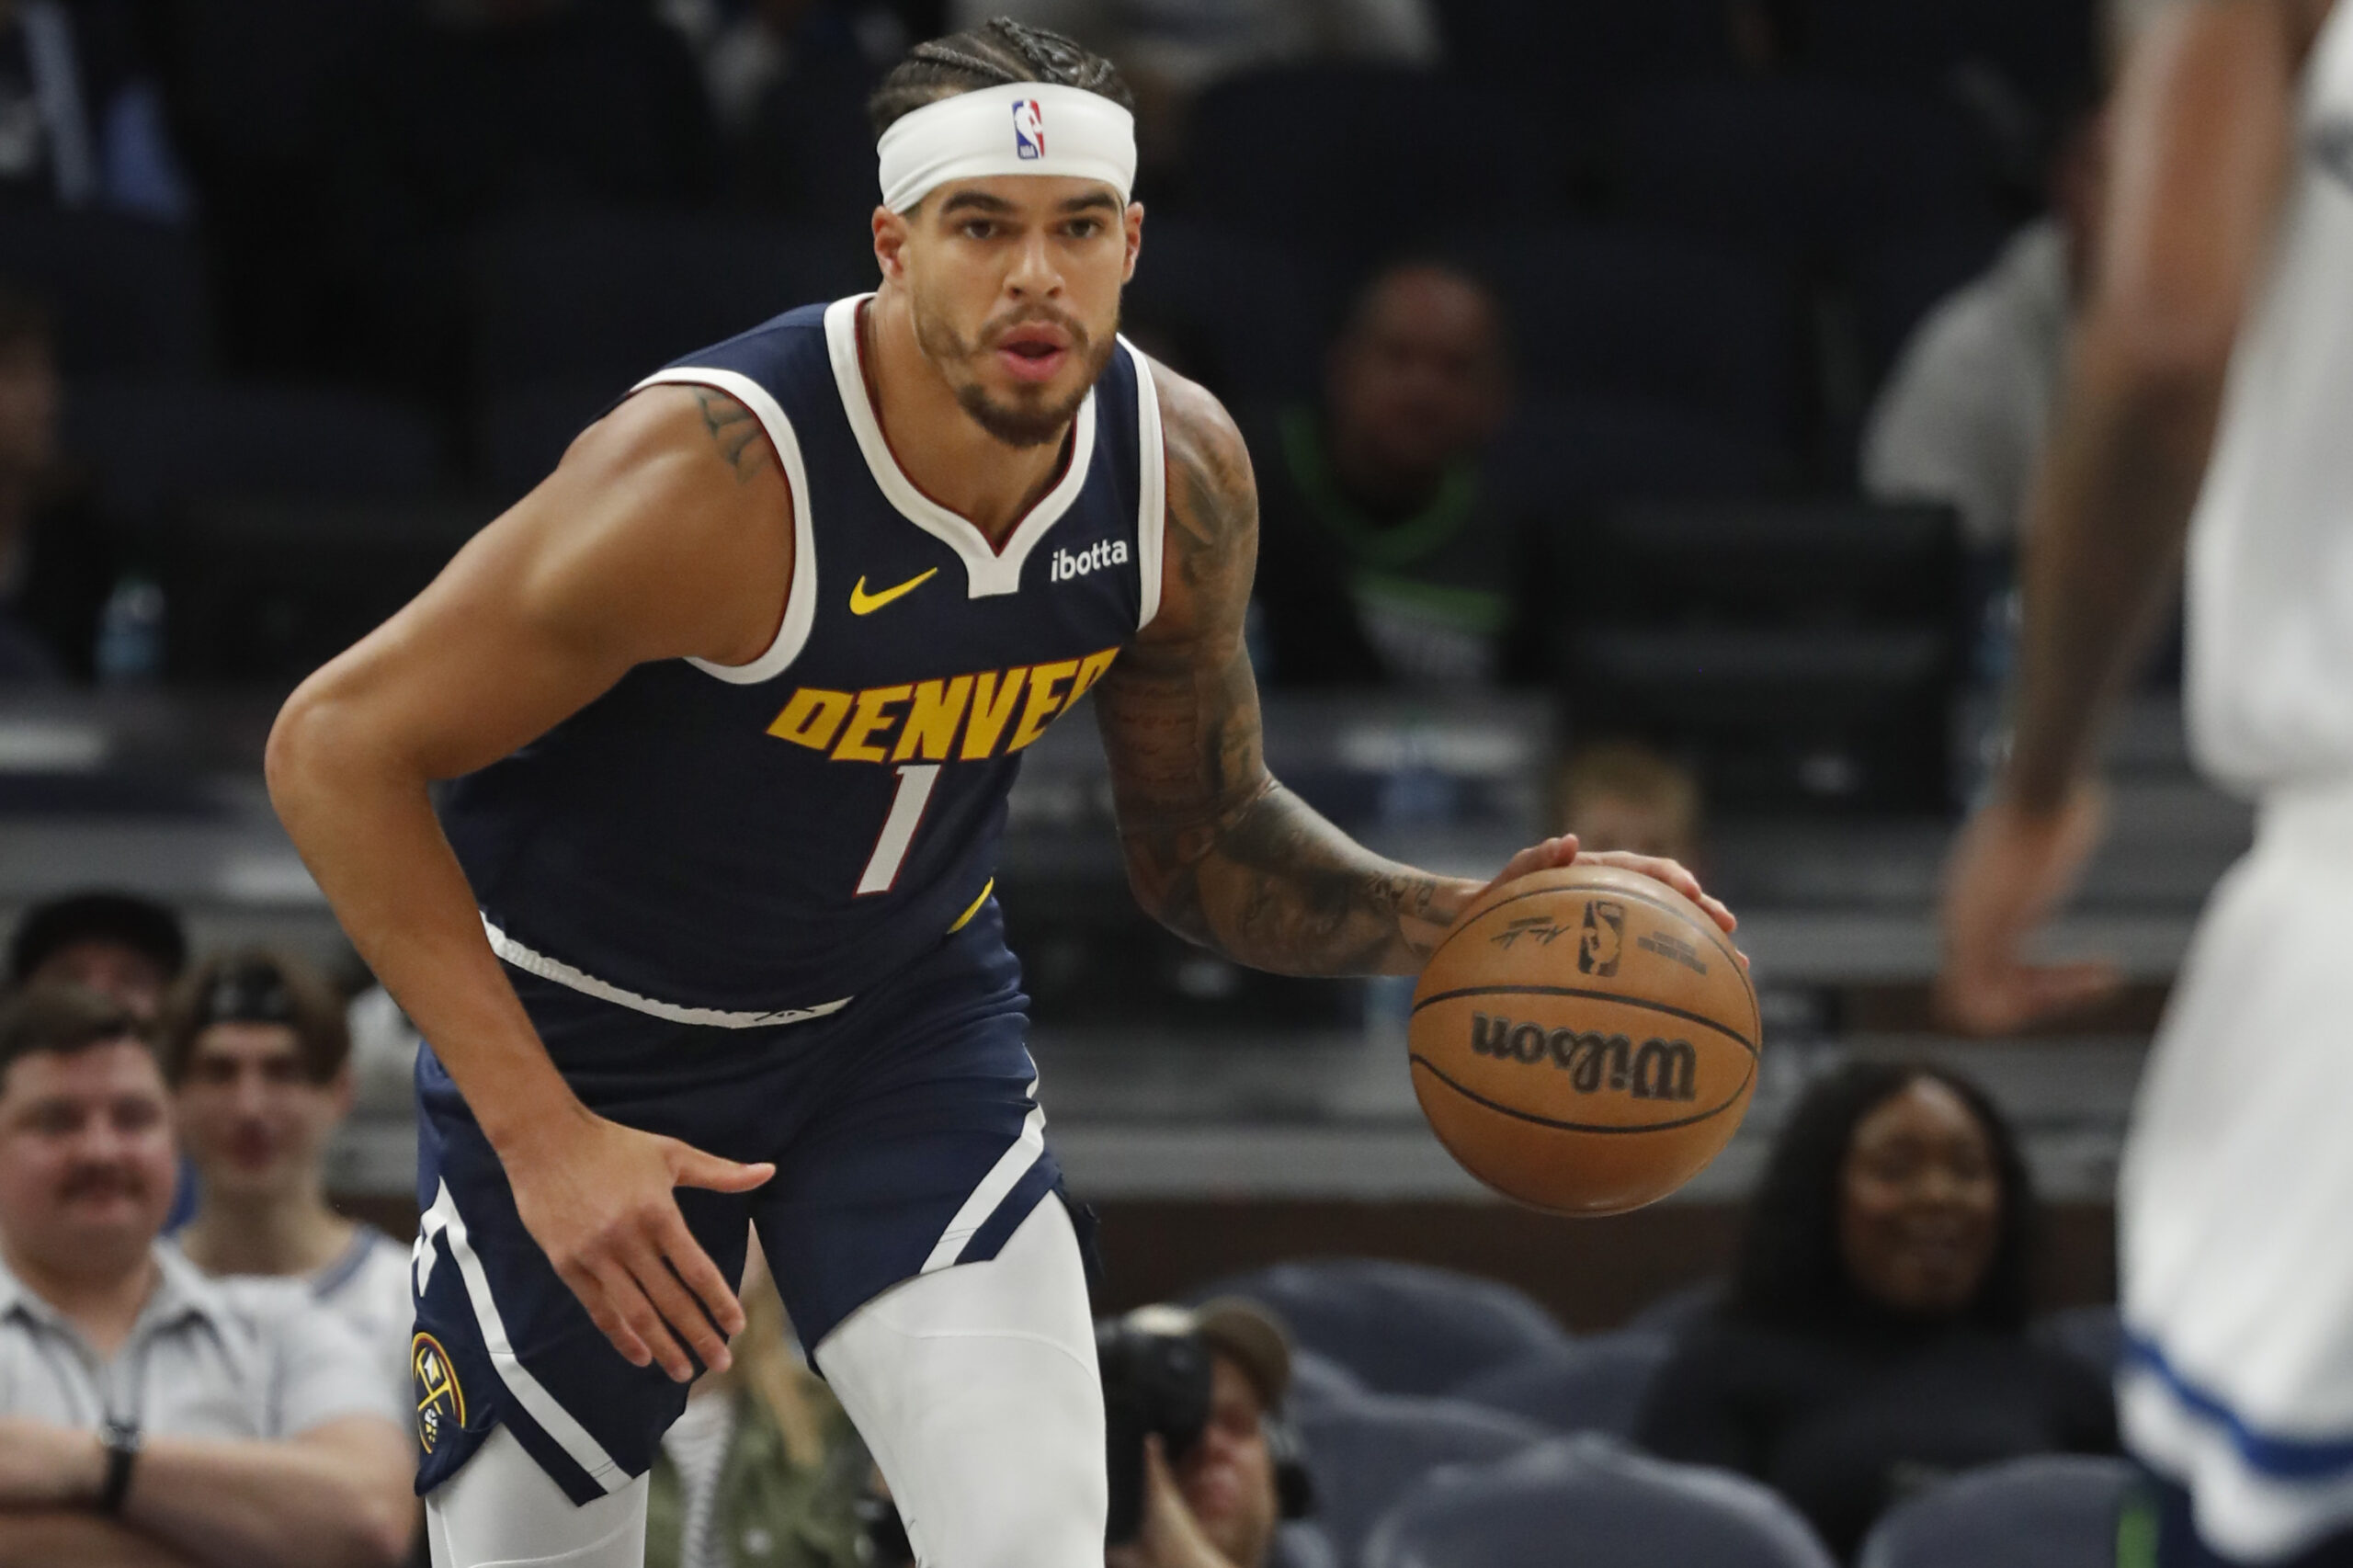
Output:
[849, 568, 938, 616]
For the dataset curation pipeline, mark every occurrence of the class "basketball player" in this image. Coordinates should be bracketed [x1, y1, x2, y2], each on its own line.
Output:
[266, 19, 1736, 1568]
[1939, 2, 2353, 1562]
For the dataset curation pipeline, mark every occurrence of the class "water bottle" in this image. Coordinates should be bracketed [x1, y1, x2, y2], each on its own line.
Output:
[95, 574, 166, 686]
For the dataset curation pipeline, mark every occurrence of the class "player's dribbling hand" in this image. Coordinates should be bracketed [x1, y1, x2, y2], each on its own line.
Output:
[1938, 781, 2121, 1034]
[1473, 835, 1746, 964]
[506, 1110, 774, 1382]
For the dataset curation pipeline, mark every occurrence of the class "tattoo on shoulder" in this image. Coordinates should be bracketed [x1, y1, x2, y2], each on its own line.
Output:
[1158, 377, 1257, 604]
[692, 388, 771, 483]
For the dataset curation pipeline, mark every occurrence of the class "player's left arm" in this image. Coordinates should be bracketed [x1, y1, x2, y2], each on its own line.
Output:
[1939, 0, 2314, 1031]
[1094, 366, 1735, 978]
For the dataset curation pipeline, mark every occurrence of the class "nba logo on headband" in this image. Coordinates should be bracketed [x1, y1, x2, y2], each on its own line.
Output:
[1012, 99, 1045, 160]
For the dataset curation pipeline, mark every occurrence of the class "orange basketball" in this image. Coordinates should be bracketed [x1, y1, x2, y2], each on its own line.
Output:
[1408, 864, 1762, 1216]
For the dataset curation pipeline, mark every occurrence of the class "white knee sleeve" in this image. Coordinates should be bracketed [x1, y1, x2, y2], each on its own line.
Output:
[816, 1198, 1107, 1568]
[426, 1424, 651, 1568]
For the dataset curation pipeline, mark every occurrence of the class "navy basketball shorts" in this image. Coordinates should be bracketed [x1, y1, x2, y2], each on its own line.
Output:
[405, 902, 1074, 1504]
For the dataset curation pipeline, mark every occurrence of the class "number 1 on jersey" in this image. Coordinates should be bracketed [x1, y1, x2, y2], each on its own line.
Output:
[857, 764, 940, 894]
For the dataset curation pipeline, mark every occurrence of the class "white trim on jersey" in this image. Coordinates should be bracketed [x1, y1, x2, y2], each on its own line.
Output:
[419, 1181, 631, 1494]
[824, 295, 1097, 599]
[1127, 341, 1166, 633]
[481, 915, 851, 1029]
[919, 1080, 1047, 1274]
[628, 367, 821, 687]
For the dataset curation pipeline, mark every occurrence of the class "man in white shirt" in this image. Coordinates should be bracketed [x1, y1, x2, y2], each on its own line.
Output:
[0, 982, 412, 1566]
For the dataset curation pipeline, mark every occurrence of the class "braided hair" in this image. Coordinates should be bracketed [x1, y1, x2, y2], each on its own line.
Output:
[867, 17, 1136, 140]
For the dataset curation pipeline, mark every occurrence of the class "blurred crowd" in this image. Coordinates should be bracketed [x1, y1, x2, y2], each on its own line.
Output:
[0, 881, 2119, 1563]
[0, 0, 2148, 1562]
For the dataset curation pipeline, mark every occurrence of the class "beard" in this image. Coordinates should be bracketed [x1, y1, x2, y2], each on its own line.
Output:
[912, 294, 1117, 449]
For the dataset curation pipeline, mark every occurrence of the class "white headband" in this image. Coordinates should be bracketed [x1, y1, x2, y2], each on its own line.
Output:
[877, 82, 1136, 214]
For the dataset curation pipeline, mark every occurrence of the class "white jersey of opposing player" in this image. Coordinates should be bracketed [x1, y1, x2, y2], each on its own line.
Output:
[2184, 0, 2353, 791]
[2122, 11, 2353, 1560]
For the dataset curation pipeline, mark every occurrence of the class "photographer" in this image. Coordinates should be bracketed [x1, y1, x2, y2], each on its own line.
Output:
[1100, 1300, 1306, 1568]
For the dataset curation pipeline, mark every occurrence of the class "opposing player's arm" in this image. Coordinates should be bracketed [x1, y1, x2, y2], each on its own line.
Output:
[267, 384, 790, 1379]
[1940, 0, 2314, 1032]
[1096, 368, 1731, 977]
[2004, 0, 2309, 810]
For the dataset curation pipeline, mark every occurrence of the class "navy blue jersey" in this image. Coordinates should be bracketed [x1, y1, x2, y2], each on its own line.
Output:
[441, 295, 1165, 1019]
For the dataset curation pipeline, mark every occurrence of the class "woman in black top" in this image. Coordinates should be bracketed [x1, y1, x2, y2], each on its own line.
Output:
[1635, 1062, 2117, 1561]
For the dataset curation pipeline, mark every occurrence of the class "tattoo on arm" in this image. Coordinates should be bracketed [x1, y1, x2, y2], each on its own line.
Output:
[692, 388, 771, 483]
[1097, 374, 1468, 977]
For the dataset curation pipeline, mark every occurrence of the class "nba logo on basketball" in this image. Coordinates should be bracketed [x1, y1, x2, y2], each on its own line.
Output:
[1012, 99, 1045, 159]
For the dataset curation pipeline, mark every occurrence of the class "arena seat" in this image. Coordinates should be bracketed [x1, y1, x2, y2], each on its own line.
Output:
[0, 210, 211, 375]
[1855, 1454, 2135, 1568]
[1609, 81, 1998, 256]
[1449, 1332, 1675, 1438]
[1446, 225, 1804, 444]
[1189, 1259, 1570, 1397]
[1623, 1278, 1725, 1335]
[1436, 0, 1740, 98]
[63, 377, 449, 518]
[477, 378, 625, 505]
[1494, 401, 1794, 518]
[1122, 217, 1334, 403]
[1362, 1434, 1837, 1568]
[165, 496, 486, 681]
[1289, 1349, 1370, 1414]
[1802, 0, 2096, 104]
[1185, 68, 1573, 249]
[2033, 1304, 2124, 1383]
[469, 210, 875, 395]
[1294, 1393, 1546, 1565]
[1848, 223, 2016, 385]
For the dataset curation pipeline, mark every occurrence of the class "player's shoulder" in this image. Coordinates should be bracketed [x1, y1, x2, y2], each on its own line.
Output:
[1142, 354, 1255, 527]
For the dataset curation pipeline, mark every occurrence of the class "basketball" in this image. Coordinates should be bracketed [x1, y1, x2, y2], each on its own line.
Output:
[1409, 864, 1762, 1215]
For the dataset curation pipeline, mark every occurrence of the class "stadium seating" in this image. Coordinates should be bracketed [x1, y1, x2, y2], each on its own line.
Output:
[1436, 0, 1741, 99]
[1623, 1278, 1725, 1335]
[1122, 216, 1334, 403]
[1854, 1454, 2135, 1568]
[1290, 1349, 1371, 1413]
[1190, 1259, 1570, 1397]
[1801, 0, 2097, 105]
[0, 210, 211, 375]
[1493, 400, 1795, 517]
[1295, 1392, 1547, 1565]
[1362, 1434, 1838, 1568]
[63, 377, 449, 519]
[1184, 68, 1574, 250]
[1609, 81, 1999, 256]
[2033, 1303, 2124, 1383]
[1847, 223, 2018, 384]
[1449, 1332, 1676, 1438]
[1443, 222, 1804, 441]
[468, 210, 876, 395]
[476, 378, 622, 505]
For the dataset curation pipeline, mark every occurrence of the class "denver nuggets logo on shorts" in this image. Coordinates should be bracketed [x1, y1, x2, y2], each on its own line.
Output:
[1012, 98, 1044, 159]
[413, 1332, 465, 1455]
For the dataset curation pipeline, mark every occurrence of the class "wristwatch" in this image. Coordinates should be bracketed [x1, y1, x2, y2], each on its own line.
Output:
[97, 1420, 141, 1516]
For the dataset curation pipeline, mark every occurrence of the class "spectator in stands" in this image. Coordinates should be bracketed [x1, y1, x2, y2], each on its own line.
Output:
[0, 288, 118, 682]
[647, 1233, 870, 1568]
[0, 0, 190, 220]
[1105, 1298, 1297, 1568]
[1555, 741, 1704, 867]
[1636, 1061, 2116, 1561]
[0, 983, 411, 1563]
[6, 889, 184, 1019]
[949, 0, 1440, 163]
[1859, 102, 2101, 553]
[159, 949, 413, 1406]
[1248, 261, 1524, 689]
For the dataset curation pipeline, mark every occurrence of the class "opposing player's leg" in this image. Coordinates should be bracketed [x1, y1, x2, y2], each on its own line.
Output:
[817, 1198, 1106, 1568]
[426, 1426, 651, 1568]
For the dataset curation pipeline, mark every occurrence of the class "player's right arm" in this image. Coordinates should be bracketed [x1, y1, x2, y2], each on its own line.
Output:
[267, 385, 791, 1381]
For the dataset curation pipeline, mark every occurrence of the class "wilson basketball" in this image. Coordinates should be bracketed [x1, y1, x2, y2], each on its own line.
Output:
[1409, 864, 1762, 1215]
